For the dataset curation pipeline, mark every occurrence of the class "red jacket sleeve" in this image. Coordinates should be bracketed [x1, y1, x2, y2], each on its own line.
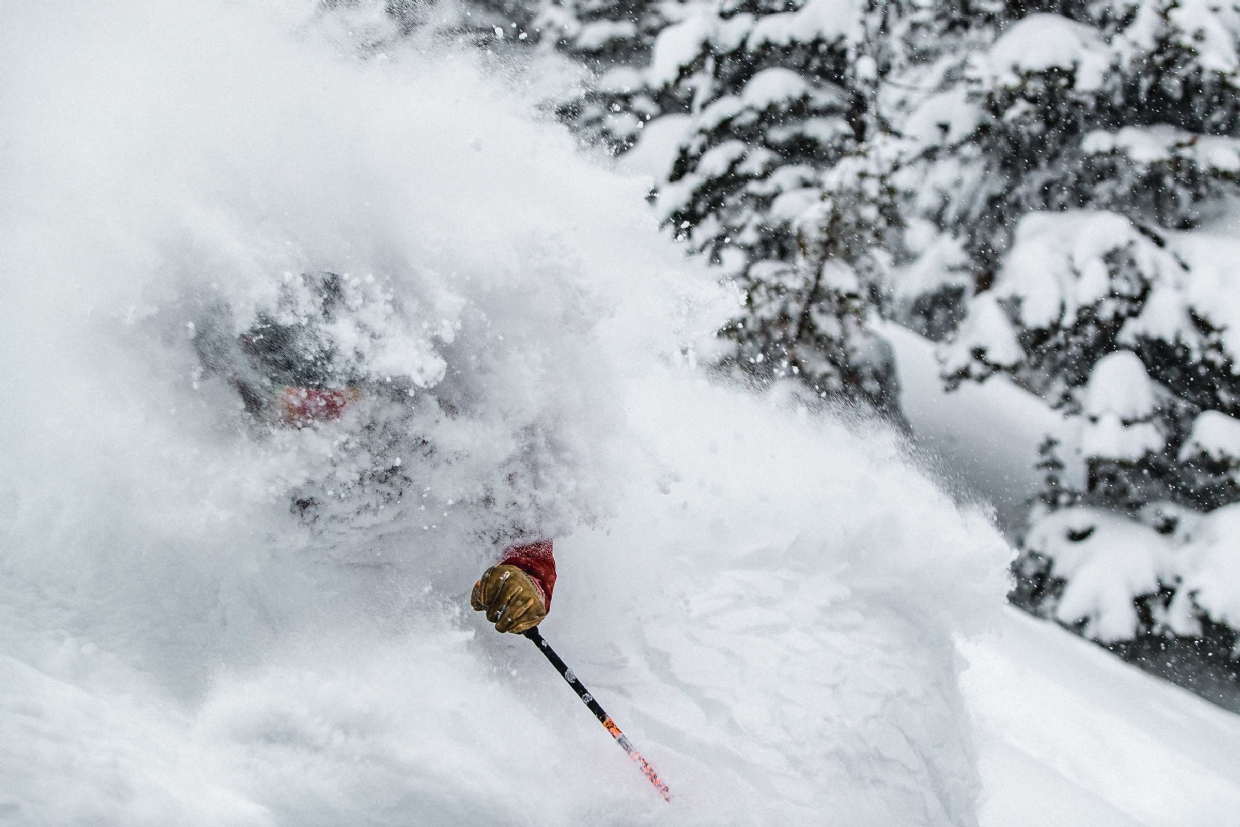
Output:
[500, 540, 556, 609]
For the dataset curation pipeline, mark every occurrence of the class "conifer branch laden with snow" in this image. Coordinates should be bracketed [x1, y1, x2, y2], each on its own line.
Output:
[899, 0, 1240, 661]
[718, 155, 905, 413]
[572, 0, 908, 413]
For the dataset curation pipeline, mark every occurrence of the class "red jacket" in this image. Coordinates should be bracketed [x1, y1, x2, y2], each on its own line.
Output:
[500, 540, 557, 608]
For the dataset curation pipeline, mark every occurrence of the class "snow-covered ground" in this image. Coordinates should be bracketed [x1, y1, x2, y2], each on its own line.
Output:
[966, 608, 1240, 827]
[885, 323, 1064, 540]
[0, 2, 1236, 824]
[887, 329, 1240, 823]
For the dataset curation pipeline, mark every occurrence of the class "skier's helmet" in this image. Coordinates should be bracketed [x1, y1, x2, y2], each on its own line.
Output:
[195, 271, 362, 427]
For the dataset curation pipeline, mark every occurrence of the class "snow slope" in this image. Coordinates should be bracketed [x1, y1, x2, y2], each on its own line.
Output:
[886, 324, 1064, 538]
[966, 608, 1240, 827]
[885, 330, 1240, 824]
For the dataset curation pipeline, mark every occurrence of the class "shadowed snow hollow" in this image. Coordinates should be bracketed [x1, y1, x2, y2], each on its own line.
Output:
[0, 2, 1010, 824]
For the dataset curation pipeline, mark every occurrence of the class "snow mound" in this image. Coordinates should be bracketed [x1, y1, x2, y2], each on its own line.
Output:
[984, 14, 1109, 90]
[904, 89, 981, 148]
[1083, 127, 1240, 174]
[965, 608, 1240, 827]
[1173, 228, 1240, 362]
[555, 373, 1010, 823]
[1181, 410, 1240, 463]
[1026, 508, 1177, 642]
[1079, 352, 1164, 462]
[943, 294, 1024, 375]
[1027, 497, 1240, 642]
[998, 211, 1176, 329]
[1177, 504, 1240, 632]
[1084, 352, 1159, 422]
[0, 1, 1010, 824]
[747, 0, 862, 48]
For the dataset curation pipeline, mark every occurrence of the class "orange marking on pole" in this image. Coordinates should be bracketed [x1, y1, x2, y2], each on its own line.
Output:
[525, 628, 671, 802]
[603, 718, 671, 801]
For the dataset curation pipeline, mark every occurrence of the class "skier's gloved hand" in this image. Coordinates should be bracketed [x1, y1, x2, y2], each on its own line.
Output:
[471, 564, 548, 634]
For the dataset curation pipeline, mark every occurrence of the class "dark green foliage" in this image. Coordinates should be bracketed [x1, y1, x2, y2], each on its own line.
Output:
[903, 0, 1240, 657]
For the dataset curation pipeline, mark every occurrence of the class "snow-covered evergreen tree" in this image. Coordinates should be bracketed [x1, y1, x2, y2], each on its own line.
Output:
[632, 0, 906, 411]
[715, 155, 905, 412]
[899, 1, 1240, 656]
[539, 0, 685, 150]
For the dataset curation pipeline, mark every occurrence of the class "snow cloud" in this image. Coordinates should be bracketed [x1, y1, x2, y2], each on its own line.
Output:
[0, 2, 1010, 824]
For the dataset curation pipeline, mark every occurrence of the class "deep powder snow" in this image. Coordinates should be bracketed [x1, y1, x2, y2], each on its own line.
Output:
[0, 3, 1012, 824]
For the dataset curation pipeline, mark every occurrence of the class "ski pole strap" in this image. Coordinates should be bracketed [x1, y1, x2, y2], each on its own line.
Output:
[523, 627, 671, 802]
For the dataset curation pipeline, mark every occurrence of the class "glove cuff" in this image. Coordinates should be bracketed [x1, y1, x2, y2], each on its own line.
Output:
[499, 540, 556, 608]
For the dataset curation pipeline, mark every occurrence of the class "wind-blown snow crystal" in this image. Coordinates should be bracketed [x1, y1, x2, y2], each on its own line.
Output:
[0, 2, 1009, 824]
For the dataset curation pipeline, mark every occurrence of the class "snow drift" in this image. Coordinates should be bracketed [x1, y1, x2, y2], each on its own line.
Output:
[0, 2, 1010, 824]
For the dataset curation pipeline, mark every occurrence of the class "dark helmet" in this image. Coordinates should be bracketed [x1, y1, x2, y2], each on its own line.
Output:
[194, 271, 362, 426]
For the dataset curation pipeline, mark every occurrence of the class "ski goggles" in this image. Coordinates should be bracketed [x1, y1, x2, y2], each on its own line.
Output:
[276, 385, 361, 426]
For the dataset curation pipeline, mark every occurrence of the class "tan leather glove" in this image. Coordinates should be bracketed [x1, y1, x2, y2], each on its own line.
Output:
[471, 564, 548, 634]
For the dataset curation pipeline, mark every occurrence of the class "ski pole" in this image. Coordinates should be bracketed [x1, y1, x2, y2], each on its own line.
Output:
[522, 627, 671, 802]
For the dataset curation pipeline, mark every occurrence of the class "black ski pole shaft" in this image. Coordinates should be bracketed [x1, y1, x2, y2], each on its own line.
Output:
[523, 627, 671, 802]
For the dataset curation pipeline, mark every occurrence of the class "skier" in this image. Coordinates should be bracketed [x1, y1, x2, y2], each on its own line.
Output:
[194, 271, 556, 636]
